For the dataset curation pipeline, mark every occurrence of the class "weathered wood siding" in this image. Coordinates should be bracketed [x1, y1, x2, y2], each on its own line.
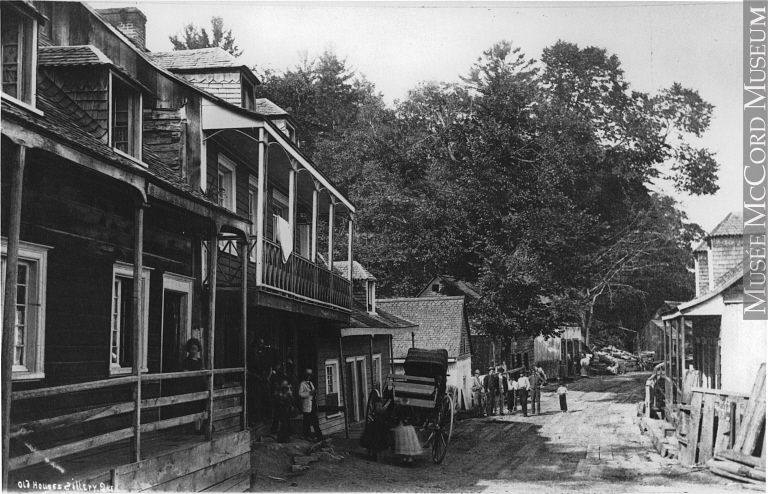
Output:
[710, 237, 741, 283]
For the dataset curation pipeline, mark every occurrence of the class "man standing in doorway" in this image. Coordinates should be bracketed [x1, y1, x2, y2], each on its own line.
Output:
[299, 368, 325, 441]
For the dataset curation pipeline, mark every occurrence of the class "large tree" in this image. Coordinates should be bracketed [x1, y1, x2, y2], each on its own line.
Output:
[169, 17, 242, 57]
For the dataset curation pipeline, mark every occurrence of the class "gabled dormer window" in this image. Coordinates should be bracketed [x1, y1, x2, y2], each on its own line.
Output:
[1, 3, 38, 107]
[110, 73, 142, 160]
[366, 280, 376, 313]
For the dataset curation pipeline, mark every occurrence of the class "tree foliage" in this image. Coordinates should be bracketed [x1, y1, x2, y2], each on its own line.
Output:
[169, 17, 242, 57]
[254, 40, 717, 347]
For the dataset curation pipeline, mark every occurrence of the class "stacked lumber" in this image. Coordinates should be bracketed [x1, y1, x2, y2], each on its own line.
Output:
[707, 364, 766, 489]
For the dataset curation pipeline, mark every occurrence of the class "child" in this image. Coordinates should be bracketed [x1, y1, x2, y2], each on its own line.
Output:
[558, 383, 568, 412]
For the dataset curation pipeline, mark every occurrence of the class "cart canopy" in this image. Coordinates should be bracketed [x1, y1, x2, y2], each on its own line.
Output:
[403, 348, 449, 379]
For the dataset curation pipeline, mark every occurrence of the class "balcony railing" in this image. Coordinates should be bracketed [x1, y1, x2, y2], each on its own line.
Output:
[216, 238, 351, 312]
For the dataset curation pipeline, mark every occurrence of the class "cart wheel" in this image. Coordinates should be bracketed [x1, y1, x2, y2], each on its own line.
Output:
[431, 394, 454, 464]
[365, 388, 381, 427]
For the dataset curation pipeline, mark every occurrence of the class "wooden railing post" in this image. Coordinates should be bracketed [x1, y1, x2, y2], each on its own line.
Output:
[256, 130, 266, 288]
[338, 337, 349, 439]
[2, 145, 26, 490]
[131, 201, 145, 463]
[328, 201, 335, 300]
[240, 239, 248, 431]
[207, 229, 218, 440]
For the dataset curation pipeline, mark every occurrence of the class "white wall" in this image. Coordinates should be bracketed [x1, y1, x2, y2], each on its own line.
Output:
[720, 302, 767, 394]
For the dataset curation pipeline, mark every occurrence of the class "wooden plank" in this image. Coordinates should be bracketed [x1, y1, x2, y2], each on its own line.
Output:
[717, 449, 767, 470]
[714, 399, 732, 454]
[9, 427, 134, 470]
[148, 451, 249, 492]
[735, 364, 766, 454]
[393, 382, 436, 396]
[11, 401, 133, 436]
[142, 391, 210, 409]
[699, 394, 717, 464]
[214, 386, 243, 398]
[115, 430, 250, 491]
[140, 370, 210, 382]
[387, 374, 435, 384]
[12, 376, 138, 400]
[691, 387, 751, 399]
[709, 465, 766, 486]
[213, 406, 243, 420]
[683, 392, 704, 466]
[201, 471, 249, 492]
[140, 412, 208, 434]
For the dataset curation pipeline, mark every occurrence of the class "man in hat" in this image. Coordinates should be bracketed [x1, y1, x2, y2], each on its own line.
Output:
[483, 366, 498, 416]
[496, 367, 509, 415]
[471, 369, 484, 417]
[517, 371, 531, 417]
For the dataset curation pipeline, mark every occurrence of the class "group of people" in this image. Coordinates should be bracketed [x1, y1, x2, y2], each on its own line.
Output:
[471, 362, 569, 417]
[268, 367, 326, 443]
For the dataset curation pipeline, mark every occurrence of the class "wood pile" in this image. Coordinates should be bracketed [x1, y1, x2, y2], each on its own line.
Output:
[706, 364, 766, 490]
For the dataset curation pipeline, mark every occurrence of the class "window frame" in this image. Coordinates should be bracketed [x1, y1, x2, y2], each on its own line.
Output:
[1, 238, 50, 381]
[0, 3, 38, 110]
[325, 358, 341, 418]
[241, 77, 254, 110]
[217, 154, 237, 213]
[160, 272, 194, 373]
[108, 71, 143, 161]
[271, 188, 289, 243]
[109, 262, 151, 376]
[366, 280, 376, 313]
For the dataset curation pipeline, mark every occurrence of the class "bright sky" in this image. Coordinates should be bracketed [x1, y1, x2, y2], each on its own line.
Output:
[92, 0, 743, 232]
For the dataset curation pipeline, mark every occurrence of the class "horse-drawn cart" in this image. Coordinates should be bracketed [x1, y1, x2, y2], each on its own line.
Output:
[364, 348, 455, 464]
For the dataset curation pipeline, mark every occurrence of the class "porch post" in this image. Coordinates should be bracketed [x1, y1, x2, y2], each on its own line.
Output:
[288, 164, 296, 249]
[311, 186, 318, 263]
[2, 145, 26, 490]
[256, 130, 266, 287]
[369, 335, 374, 392]
[389, 334, 394, 375]
[328, 201, 335, 297]
[662, 320, 667, 377]
[347, 214, 354, 283]
[338, 336, 349, 439]
[131, 200, 145, 463]
[240, 239, 248, 431]
[680, 316, 686, 391]
[206, 228, 218, 440]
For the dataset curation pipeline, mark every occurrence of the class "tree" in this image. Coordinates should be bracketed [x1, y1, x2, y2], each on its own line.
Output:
[169, 17, 242, 57]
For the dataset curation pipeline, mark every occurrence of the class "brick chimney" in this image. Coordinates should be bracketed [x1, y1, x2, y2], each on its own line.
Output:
[96, 7, 147, 51]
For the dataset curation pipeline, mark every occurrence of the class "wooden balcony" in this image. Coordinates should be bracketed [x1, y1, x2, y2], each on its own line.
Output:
[216, 238, 352, 313]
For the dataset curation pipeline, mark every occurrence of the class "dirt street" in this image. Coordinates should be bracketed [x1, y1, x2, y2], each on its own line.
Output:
[251, 373, 743, 493]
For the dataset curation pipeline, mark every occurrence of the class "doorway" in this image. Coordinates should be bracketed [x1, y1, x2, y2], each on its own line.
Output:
[345, 356, 368, 422]
[160, 274, 194, 373]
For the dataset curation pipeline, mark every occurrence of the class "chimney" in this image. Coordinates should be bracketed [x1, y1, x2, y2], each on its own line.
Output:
[96, 7, 147, 51]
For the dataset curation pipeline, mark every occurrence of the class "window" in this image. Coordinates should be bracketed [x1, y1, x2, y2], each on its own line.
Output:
[110, 263, 150, 375]
[372, 354, 382, 393]
[110, 74, 142, 159]
[1, 239, 49, 380]
[366, 280, 376, 313]
[432, 284, 439, 293]
[241, 78, 254, 110]
[217, 155, 236, 212]
[1, 4, 37, 106]
[325, 359, 341, 416]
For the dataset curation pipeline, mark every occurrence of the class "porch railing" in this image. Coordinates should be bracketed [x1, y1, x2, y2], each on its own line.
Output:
[216, 237, 351, 312]
[8, 368, 245, 473]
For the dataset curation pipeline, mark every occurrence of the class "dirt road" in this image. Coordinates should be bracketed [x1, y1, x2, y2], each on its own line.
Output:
[251, 373, 742, 492]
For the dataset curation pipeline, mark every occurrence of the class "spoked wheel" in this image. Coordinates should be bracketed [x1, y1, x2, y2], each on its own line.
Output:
[431, 394, 454, 464]
[365, 389, 382, 459]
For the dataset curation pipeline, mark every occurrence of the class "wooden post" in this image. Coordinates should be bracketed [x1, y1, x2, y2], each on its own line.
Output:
[206, 229, 218, 440]
[680, 316, 686, 393]
[369, 335, 374, 392]
[411, 331, 415, 348]
[347, 215, 353, 283]
[240, 239, 248, 431]
[288, 165, 296, 293]
[338, 336, 349, 439]
[255, 130, 266, 287]
[131, 201, 145, 462]
[328, 202, 335, 294]
[2, 145, 26, 489]
[389, 334, 394, 375]
[311, 187, 318, 263]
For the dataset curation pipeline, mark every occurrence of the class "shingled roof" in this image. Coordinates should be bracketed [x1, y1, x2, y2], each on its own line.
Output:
[38, 45, 113, 66]
[333, 261, 376, 281]
[254, 99, 289, 116]
[377, 296, 467, 360]
[148, 48, 241, 70]
[709, 212, 742, 237]
[346, 299, 417, 332]
[418, 274, 481, 299]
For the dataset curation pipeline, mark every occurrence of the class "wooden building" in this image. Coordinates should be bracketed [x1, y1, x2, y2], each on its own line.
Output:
[661, 213, 766, 416]
[377, 296, 473, 410]
[1, 2, 355, 490]
[329, 261, 417, 435]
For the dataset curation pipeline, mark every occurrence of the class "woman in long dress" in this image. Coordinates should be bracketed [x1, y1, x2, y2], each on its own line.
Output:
[391, 421, 422, 466]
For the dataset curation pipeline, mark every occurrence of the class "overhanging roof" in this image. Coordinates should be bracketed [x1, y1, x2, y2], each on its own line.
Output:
[663, 263, 743, 320]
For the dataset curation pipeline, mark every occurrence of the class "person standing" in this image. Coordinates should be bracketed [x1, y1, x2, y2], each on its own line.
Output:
[517, 372, 531, 417]
[529, 368, 542, 415]
[299, 369, 325, 441]
[496, 367, 508, 415]
[508, 373, 519, 412]
[483, 366, 497, 416]
[182, 338, 205, 433]
[275, 380, 294, 442]
[471, 369, 484, 417]
[558, 383, 568, 412]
